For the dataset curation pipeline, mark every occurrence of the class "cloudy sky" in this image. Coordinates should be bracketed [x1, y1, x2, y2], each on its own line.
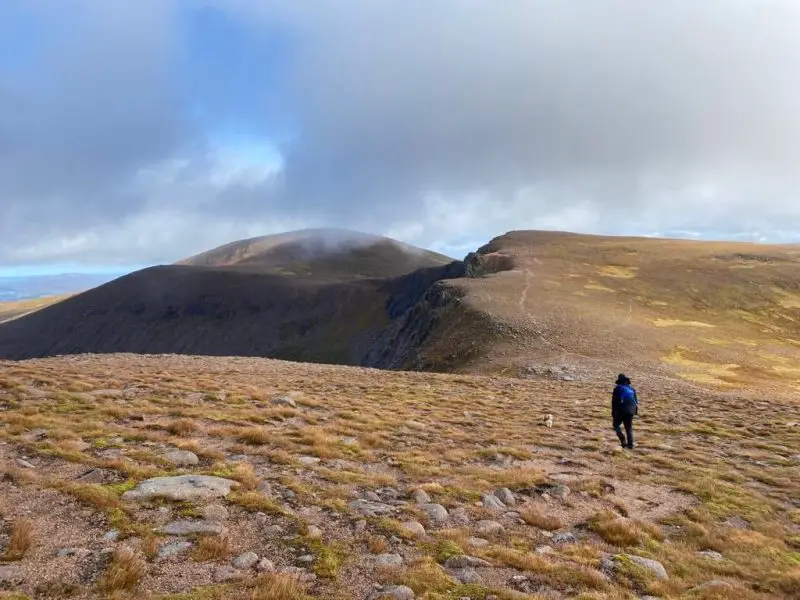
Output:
[2, 0, 800, 274]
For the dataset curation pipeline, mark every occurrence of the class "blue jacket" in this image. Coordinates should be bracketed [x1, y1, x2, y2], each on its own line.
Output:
[612, 384, 638, 417]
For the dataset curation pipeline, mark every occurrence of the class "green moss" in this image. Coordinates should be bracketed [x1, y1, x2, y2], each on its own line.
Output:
[306, 539, 347, 579]
[434, 539, 464, 563]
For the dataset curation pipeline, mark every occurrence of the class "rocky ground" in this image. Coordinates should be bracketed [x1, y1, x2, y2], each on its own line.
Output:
[0, 354, 798, 599]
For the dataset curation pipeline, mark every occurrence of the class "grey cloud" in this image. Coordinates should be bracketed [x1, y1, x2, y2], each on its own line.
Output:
[4, 0, 800, 267]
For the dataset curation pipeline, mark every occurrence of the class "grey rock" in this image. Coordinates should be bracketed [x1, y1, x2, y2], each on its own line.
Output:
[355, 519, 368, 532]
[0, 565, 23, 584]
[122, 475, 237, 502]
[164, 450, 200, 467]
[157, 541, 193, 560]
[444, 555, 492, 569]
[534, 545, 554, 556]
[257, 481, 273, 496]
[615, 554, 669, 580]
[232, 551, 260, 569]
[698, 550, 724, 561]
[213, 566, 245, 583]
[298, 456, 321, 467]
[724, 516, 750, 530]
[297, 554, 315, 564]
[228, 454, 249, 462]
[421, 503, 449, 523]
[255, 512, 268, 525]
[367, 585, 415, 600]
[552, 484, 571, 501]
[552, 532, 577, 544]
[377, 487, 400, 499]
[468, 537, 489, 548]
[103, 529, 120, 542]
[401, 521, 426, 538]
[16, 458, 35, 469]
[411, 489, 431, 504]
[349, 499, 395, 517]
[257, 558, 276, 573]
[364, 491, 382, 502]
[475, 520, 505, 536]
[481, 493, 507, 512]
[158, 520, 228, 536]
[495, 488, 516, 507]
[374, 553, 404, 567]
[271, 395, 297, 409]
[450, 507, 470, 525]
[76, 468, 111, 483]
[451, 567, 482, 584]
[56, 547, 92, 558]
[202, 503, 229, 522]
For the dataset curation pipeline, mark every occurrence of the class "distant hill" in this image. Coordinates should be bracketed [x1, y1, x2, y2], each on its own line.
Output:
[0, 273, 117, 302]
[0, 229, 466, 365]
[4, 229, 800, 392]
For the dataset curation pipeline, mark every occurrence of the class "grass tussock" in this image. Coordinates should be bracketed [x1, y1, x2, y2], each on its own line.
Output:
[229, 491, 286, 515]
[587, 510, 663, 547]
[250, 573, 310, 600]
[99, 546, 146, 592]
[1, 519, 34, 561]
[520, 505, 563, 530]
[192, 534, 232, 562]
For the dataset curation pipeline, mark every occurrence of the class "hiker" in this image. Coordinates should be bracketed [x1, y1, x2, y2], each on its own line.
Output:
[612, 373, 638, 449]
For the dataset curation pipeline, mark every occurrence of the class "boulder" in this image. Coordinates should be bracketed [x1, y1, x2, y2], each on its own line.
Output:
[232, 552, 260, 569]
[411, 489, 431, 504]
[348, 499, 395, 517]
[164, 450, 200, 467]
[401, 521, 426, 538]
[122, 475, 237, 502]
[495, 488, 516, 506]
[481, 493, 507, 512]
[450, 567, 482, 584]
[367, 585, 415, 600]
[157, 541, 193, 560]
[374, 553, 404, 567]
[443, 555, 491, 569]
[615, 554, 668, 580]
[420, 503, 449, 524]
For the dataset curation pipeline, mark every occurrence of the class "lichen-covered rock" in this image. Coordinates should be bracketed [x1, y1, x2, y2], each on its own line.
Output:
[122, 475, 237, 502]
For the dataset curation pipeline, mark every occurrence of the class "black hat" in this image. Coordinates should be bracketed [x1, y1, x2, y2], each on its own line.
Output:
[615, 373, 630, 385]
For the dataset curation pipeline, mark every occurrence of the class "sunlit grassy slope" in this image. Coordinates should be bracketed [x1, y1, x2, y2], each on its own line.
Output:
[0, 295, 70, 324]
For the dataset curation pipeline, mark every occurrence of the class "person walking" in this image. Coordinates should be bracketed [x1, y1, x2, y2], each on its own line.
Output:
[612, 373, 638, 449]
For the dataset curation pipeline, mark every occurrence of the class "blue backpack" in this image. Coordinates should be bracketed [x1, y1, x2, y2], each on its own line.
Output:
[618, 385, 638, 416]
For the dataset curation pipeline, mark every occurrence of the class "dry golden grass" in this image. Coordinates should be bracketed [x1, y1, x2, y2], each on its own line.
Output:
[250, 573, 310, 600]
[192, 534, 232, 562]
[519, 505, 563, 530]
[0, 519, 34, 561]
[98, 547, 146, 592]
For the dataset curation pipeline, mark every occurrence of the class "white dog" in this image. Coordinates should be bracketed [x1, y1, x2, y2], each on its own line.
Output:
[544, 414, 553, 428]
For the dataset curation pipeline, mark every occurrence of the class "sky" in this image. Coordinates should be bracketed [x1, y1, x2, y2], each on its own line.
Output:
[2, 0, 800, 275]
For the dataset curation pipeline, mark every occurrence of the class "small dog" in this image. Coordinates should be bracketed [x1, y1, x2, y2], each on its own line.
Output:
[544, 414, 553, 428]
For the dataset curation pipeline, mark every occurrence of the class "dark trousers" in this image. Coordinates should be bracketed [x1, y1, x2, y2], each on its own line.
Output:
[613, 414, 634, 448]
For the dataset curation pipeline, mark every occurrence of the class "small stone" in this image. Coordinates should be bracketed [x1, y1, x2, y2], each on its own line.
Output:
[157, 541, 193, 560]
[411, 489, 431, 504]
[481, 493, 507, 512]
[552, 484, 571, 501]
[374, 553, 404, 567]
[377, 487, 400, 499]
[255, 512, 268, 525]
[534, 545, 554, 556]
[552, 532, 577, 544]
[164, 450, 200, 467]
[232, 551, 260, 569]
[724, 516, 750, 530]
[444, 555, 492, 569]
[257, 558, 276, 573]
[298, 456, 321, 467]
[306, 525, 323, 540]
[401, 521, 426, 538]
[213, 566, 245, 583]
[76, 468, 110, 483]
[495, 488, 516, 506]
[450, 507, 470, 525]
[103, 530, 120, 542]
[202, 504, 229, 522]
[56, 547, 92, 558]
[367, 585, 415, 600]
[271, 396, 297, 409]
[451, 567, 482, 584]
[616, 554, 669, 580]
[297, 554, 315, 564]
[364, 491, 382, 502]
[158, 520, 228, 536]
[16, 458, 35, 469]
[475, 520, 505, 536]
[355, 519, 368, 532]
[420, 503, 449, 523]
[229, 454, 249, 462]
[698, 550, 724, 561]
[257, 481, 273, 496]
[349, 499, 395, 517]
[468, 537, 489, 548]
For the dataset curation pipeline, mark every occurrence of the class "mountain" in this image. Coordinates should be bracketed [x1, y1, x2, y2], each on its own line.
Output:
[0, 229, 464, 364]
[3, 228, 800, 394]
[0, 272, 117, 302]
